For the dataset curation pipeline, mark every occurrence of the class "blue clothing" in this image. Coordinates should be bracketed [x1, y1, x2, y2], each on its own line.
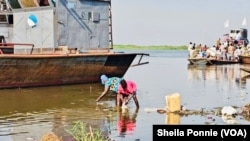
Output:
[100, 74, 108, 84]
[105, 77, 122, 93]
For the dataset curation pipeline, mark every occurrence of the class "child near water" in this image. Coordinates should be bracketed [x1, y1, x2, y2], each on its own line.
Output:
[117, 79, 139, 108]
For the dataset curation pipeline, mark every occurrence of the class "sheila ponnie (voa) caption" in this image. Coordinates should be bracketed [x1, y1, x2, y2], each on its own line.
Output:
[153, 125, 249, 140]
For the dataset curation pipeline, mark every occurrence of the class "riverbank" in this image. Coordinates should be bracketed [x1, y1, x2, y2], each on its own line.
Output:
[113, 45, 187, 50]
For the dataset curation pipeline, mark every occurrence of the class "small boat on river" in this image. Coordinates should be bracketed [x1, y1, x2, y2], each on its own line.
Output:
[188, 28, 248, 66]
[0, 0, 149, 89]
[188, 58, 239, 65]
[239, 55, 250, 64]
[188, 58, 212, 65]
[210, 59, 239, 65]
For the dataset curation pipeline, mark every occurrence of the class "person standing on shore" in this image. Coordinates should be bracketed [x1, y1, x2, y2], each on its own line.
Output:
[96, 74, 122, 104]
[188, 42, 193, 58]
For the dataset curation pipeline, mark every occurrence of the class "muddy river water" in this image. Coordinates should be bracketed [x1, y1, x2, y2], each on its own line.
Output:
[0, 50, 250, 141]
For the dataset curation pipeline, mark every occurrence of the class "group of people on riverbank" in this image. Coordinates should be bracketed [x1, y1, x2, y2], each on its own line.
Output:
[96, 74, 139, 109]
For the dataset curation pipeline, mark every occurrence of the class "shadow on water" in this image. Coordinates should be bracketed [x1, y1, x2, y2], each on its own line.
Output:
[1, 50, 250, 141]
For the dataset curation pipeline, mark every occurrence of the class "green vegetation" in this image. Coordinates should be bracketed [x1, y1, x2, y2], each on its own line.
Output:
[66, 121, 107, 141]
[113, 45, 187, 50]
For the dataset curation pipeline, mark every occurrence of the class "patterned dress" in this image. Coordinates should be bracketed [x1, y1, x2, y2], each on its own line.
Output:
[105, 77, 122, 93]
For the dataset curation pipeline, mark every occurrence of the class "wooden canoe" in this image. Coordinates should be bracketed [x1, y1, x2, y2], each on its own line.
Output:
[188, 58, 213, 65]
[239, 55, 250, 64]
[188, 58, 239, 65]
[210, 59, 239, 65]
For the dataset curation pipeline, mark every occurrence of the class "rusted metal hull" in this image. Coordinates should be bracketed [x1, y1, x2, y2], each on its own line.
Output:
[0, 53, 139, 89]
[0, 0, 150, 89]
[239, 55, 250, 64]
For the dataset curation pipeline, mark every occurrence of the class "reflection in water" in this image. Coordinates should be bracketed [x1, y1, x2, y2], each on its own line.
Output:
[0, 83, 110, 141]
[1, 52, 250, 141]
[187, 65, 235, 81]
[0, 82, 139, 141]
[187, 64, 246, 88]
[165, 113, 180, 124]
[117, 108, 138, 137]
[186, 64, 250, 111]
[238, 75, 250, 84]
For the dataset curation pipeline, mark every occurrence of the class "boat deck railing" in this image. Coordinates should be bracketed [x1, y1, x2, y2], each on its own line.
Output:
[0, 42, 34, 54]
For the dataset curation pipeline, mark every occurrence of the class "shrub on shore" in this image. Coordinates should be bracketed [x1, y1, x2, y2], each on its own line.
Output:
[65, 121, 108, 141]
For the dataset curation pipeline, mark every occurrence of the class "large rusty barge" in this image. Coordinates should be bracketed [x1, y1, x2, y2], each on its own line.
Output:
[0, 0, 148, 89]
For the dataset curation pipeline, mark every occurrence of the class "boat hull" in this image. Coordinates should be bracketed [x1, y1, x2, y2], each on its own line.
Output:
[0, 53, 139, 89]
[188, 58, 239, 65]
[239, 55, 250, 64]
[210, 59, 239, 65]
[188, 58, 210, 65]
[0, 0, 151, 89]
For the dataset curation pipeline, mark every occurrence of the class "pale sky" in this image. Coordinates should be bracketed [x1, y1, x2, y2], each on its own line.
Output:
[111, 0, 250, 47]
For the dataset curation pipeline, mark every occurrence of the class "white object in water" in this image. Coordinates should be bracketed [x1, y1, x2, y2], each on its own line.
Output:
[96, 102, 104, 105]
[121, 105, 128, 113]
[221, 106, 237, 116]
[221, 115, 237, 124]
[144, 108, 158, 113]
[122, 105, 128, 109]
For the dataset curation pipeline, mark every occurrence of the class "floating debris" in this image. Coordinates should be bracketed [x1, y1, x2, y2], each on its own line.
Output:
[144, 108, 158, 113]
[221, 106, 237, 116]
[156, 109, 167, 114]
[221, 115, 237, 124]
[241, 103, 250, 120]
[205, 115, 216, 125]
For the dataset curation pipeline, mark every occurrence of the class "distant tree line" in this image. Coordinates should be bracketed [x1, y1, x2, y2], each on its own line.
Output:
[113, 45, 187, 50]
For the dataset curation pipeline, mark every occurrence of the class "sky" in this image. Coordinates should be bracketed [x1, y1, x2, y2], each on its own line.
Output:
[111, 0, 250, 47]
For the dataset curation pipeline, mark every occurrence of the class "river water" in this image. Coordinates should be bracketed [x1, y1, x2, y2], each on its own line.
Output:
[0, 50, 250, 141]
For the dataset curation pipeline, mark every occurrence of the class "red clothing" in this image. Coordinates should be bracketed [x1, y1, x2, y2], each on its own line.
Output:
[117, 80, 137, 95]
[117, 119, 136, 133]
